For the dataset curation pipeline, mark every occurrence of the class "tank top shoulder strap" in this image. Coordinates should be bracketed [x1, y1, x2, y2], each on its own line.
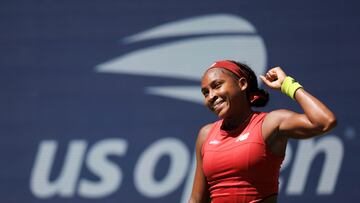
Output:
[248, 112, 268, 143]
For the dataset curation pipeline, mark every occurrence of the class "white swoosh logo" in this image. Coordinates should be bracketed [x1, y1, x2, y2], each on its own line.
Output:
[123, 14, 256, 43]
[95, 14, 267, 104]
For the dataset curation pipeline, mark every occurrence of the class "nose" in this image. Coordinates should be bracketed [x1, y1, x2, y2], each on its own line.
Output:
[208, 89, 218, 104]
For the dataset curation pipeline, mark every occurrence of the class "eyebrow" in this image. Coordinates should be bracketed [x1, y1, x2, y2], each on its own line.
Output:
[201, 78, 224, 91]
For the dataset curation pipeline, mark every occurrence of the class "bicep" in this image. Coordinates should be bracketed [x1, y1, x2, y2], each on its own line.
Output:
[273, 110, 326, 139]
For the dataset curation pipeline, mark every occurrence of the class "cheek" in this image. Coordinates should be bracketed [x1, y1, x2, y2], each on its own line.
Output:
[220, 86, 234, 99]
[226, 88, 243, 104]
[203, 97, 211, 108]
[203, 99, 208, 108]
[230, 92, 246, 108]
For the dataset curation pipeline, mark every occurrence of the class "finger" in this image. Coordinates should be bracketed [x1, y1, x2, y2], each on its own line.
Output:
[266, 72, 277, 81]
[274, 66, 283, 72]
[260, 75, 267, 82]
[266, 72, 271, 79]
[269, 67, 282, 75]
[268, 71, 276, 77]
[270, 68, 278, 74]
[269, 71, 278, 80]
[274, 67, 286, 79]
[260, 75, 272, 86]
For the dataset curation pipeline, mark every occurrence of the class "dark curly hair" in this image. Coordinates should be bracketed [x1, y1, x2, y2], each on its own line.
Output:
[227, 60, 269, 107]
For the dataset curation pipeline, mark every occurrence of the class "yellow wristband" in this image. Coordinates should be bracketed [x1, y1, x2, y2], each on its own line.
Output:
[281, 76, 303, 100]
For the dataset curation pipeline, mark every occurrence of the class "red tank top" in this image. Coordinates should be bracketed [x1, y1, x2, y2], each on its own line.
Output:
[202, 112, 284, 203]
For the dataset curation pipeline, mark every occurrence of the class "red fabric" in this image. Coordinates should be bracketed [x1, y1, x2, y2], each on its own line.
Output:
[207, 60, 247, 79]
[202, 112, 284, 203]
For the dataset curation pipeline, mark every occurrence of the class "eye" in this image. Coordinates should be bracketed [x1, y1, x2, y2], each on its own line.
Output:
[202, 89, 209, 97]
[213, 81, 222, 89]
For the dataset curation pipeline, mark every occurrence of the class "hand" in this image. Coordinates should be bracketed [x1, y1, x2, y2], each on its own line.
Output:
[260, 67, 287, 90]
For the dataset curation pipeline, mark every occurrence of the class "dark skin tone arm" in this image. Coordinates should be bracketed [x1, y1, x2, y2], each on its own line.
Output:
[188, 124, 212, 203]
[260, 67, 337, 156]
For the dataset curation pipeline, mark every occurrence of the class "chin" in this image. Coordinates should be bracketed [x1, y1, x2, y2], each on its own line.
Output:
[215, 108, 229, 119]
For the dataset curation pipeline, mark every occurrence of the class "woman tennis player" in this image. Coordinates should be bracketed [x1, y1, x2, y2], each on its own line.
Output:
[188, 60, 337, 203]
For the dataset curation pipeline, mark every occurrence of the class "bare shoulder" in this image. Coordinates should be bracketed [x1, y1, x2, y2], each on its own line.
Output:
[264, 109, 295, 126]
[262, 109, 295, 138]
[196, 123, 214, 147]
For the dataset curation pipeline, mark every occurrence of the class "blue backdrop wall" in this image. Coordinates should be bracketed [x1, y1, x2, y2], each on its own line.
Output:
[1, 0, 359, 202]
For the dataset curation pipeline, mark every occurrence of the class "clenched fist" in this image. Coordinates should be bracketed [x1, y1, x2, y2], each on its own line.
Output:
[260, 67, 287, 90]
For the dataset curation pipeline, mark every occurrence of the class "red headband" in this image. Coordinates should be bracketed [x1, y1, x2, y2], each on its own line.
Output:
[207, 60, 247, 79]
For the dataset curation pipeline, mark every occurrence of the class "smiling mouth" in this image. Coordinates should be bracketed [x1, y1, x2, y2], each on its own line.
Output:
[211, 99, 225, 112]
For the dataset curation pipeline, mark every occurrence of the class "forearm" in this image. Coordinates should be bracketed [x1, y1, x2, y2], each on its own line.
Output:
[294, 88, 337, 132]
[188, 178, 210, 203]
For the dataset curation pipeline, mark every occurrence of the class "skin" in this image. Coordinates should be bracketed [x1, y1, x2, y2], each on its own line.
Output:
[188, 67, 337, 203]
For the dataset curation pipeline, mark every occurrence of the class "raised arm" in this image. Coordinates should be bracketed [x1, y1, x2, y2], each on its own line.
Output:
[188, 124, 212, 203]
[260, 67, 337, 139]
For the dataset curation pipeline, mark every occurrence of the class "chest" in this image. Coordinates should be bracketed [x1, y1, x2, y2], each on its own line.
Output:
[202, 131, 267, 180]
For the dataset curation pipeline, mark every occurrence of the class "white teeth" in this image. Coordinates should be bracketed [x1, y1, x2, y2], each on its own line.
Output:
[212, 99, 224, 110]
[213, 99, 223, 106]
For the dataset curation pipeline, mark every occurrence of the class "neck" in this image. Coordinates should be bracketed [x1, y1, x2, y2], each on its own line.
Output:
[222, 109, 254, 131]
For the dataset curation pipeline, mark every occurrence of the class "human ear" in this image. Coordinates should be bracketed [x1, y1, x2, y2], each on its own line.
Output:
[238, 77, 248, 91]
